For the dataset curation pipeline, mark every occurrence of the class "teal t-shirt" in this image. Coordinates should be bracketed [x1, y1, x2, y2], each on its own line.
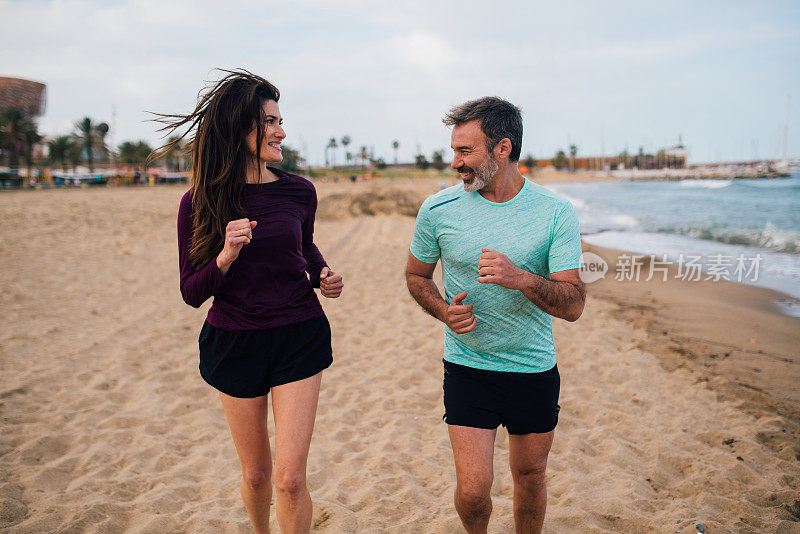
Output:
[410, 178, 583, 373]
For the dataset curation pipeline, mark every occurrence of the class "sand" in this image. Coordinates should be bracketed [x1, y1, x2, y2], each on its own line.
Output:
[1, 178, 798, 533]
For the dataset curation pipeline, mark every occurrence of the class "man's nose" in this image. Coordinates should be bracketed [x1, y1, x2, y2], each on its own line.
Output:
[451, 156, 460, 170]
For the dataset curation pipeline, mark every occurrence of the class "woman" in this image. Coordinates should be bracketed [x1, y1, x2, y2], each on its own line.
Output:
[155, 69, 343, 533]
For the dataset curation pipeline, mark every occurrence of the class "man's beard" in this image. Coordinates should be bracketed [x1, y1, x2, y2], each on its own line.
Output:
[461, 154, 499, 193]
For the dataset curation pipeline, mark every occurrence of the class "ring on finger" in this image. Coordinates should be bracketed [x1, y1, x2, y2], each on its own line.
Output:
[239, 228, 244, 236]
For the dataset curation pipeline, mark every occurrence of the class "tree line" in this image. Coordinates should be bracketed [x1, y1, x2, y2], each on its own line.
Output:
[0, 108, 306, 174]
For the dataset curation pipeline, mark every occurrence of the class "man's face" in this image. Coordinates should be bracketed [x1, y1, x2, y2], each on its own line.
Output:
[450, 120, 498, 193]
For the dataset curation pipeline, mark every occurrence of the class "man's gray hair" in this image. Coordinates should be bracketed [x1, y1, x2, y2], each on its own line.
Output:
[443, 97, 523, 162]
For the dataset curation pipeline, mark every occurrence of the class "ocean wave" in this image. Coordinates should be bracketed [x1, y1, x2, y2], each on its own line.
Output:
[678, 179, 732, 189]
[575, 211, 640, 234]
[549, 189, 587, 209]
[658, 222, 800, 254]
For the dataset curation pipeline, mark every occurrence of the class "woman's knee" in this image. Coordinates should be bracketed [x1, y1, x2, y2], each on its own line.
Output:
[241, 467, 271, 490]
[274, 468, 307, 497]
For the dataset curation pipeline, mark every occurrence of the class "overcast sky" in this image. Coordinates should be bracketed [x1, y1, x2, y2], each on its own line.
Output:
[2, 0, 799, 165]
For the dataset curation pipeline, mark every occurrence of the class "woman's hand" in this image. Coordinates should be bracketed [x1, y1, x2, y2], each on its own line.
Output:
[216, 219, 257, 275]
[319, 267, 343, 298]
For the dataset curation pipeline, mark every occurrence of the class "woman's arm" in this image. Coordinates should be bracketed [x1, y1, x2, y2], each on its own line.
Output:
[301, 185, 328, 288]
[177, 192, 227, 308]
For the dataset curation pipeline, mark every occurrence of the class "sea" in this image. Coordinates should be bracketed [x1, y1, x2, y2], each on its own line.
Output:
[545, 172, 800, 316]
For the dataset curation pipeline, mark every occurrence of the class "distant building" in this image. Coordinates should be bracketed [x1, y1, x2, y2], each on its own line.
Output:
[537, 137, 688, 171]
[0, 76, 47, 118]
[662, 135, 689, 164]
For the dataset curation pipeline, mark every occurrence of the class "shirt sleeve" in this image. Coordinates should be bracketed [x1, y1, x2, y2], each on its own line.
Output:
[409, 199, 440, 264]
[301, 183, 328, 288]
[177, 191, 227, 308]
[548, 201, 584, 274]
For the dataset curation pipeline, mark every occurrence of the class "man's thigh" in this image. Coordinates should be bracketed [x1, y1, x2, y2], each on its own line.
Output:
[448, 425, 497, 488]
[508, 430, 555, 479]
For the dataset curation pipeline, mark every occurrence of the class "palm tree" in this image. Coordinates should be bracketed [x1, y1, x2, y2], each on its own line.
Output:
[0, 108, 28, 169]
[118, 140, 153, 170]
[162, 135, 184, 171]
[341, 135, 351, 168]
[48, 136, 75, 170]
[22, 123, 42, 169]
[569, 144, 578, 172]
[432, 150, 446, 171]
[74, 117, 109, 172]
[359, 145, 368, 170]
[326, 137, 338, 168]
[553, 150, 568, 170]
[67, 142, 82, 170]
[523, 154, 537, 171]
[392, 140, 400, 164]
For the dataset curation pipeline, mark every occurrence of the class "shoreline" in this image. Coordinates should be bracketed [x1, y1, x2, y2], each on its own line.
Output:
[582, 242, 800, 462]
[541, 175, 800, 317]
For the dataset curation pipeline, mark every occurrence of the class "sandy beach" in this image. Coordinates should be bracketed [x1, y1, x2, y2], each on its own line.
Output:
[1, 177, 798, 533]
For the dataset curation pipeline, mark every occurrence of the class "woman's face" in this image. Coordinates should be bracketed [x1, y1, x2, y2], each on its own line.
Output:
[246, 99, 285, 163]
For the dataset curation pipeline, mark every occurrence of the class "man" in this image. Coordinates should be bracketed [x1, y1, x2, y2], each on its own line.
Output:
[405, 97, 585, 533]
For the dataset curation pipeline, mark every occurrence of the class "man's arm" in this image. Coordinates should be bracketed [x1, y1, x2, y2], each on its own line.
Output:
[518, 269, 585, 322]
[477, 248, 585, 322]
[405, 252, 477, 333]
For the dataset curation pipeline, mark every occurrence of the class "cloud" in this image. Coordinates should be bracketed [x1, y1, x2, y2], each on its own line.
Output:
[388, 32, 457, 72]
[1, 0, 798, 163]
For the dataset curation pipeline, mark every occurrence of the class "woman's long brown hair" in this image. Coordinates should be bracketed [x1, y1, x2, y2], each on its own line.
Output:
[150, 69, 280, 270]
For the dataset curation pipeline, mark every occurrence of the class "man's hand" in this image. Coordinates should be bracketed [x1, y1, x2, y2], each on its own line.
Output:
[477, 248, 526, 290]
[444, 291, 477, 334]
[319, 267, 343, 298]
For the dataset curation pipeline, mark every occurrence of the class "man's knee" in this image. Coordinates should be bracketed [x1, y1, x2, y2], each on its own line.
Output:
[242, 467, 270, 490]
[274, 468, 307, 497]
[511, 462, 548, 492]
[456, 476, 493, 507]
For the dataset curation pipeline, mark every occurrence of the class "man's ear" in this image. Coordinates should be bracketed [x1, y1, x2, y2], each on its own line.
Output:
[495, 138, 512, 160]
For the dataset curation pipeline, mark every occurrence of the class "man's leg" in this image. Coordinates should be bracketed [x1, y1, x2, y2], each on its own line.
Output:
[448, 425, 497, 534]
[508, 430, 554, 534]
[271, 372, 323, 534]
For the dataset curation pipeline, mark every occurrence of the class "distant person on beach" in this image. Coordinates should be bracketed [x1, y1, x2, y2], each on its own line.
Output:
[156, 69, 343, 534]
[406, 97, 585, 533]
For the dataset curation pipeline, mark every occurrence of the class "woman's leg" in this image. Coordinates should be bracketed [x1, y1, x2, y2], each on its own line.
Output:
[219, 392, 272, 534]
[271, 372, 323, 534]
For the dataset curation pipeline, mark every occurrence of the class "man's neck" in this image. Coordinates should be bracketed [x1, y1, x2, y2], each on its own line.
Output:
[478, 164, 524, 203]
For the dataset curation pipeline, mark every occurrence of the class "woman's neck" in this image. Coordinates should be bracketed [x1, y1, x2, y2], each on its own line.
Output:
[245, 159, 279, 184]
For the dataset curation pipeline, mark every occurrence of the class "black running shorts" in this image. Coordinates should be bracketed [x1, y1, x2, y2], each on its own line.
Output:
[198, 315, 333, 398]
[442, 359, 560, 435]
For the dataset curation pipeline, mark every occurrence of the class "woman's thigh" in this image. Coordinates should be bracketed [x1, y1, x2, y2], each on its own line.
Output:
[271, 372, 323, 473]
[219, 392, 271, 474]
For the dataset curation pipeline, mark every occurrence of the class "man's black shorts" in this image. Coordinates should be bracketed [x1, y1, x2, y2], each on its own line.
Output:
[442, 359, 560, 435]
[198, 315, 333, 398]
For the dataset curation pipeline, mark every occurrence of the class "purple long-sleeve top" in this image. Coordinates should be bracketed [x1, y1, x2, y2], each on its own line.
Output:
[177, 168, 328, 330]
